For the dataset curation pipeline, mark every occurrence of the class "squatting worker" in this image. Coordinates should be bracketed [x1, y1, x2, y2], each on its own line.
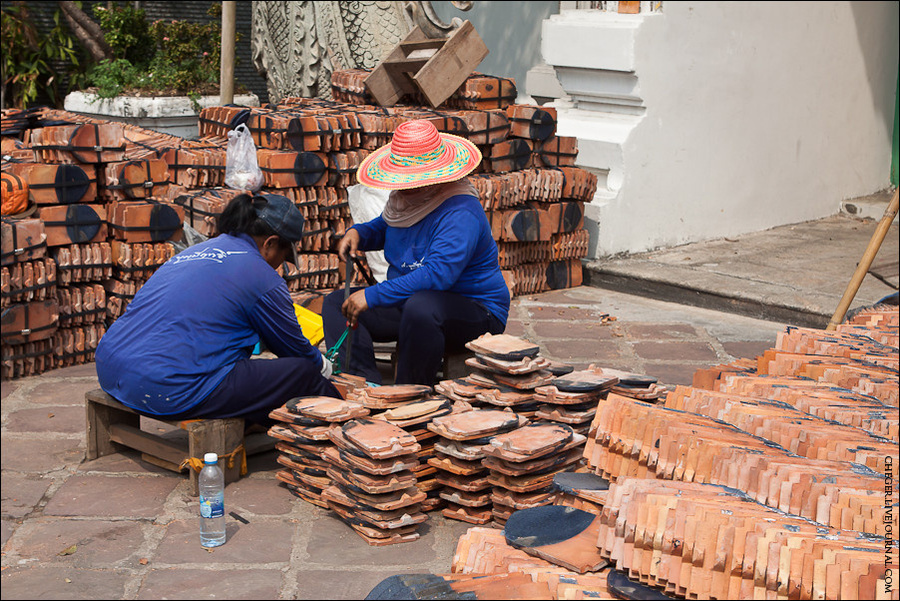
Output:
[322, 119, 510, 385]
[95, 194, 340, 425]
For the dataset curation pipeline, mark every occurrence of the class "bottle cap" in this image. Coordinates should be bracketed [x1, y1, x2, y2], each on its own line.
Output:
[204, 452, 218, 464]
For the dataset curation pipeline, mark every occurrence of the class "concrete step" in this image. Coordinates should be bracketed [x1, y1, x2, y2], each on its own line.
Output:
[584, 212, 899, 329]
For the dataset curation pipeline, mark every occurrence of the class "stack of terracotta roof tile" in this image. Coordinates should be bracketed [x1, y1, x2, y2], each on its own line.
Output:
[427, 409, 528, 525]
[346, 384, 445, 511]
[586, 391, 893, 536]
[371, 395, 458, 512]
[664, 384, 896, 471]
[532, 367, 619, 436]
[596, 477, 892, 600]
[0, 108, 192, 378]
[1, 217, 57, 379]
[482, 423, 586, 526]
[269, 395, 370, 507]
[447, 526, 613, 598]
[322, 417, 429, 545]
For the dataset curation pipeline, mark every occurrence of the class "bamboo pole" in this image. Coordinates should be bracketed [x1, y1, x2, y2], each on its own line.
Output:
[825, 189, 899, 330]
[219, 1, 236, 105]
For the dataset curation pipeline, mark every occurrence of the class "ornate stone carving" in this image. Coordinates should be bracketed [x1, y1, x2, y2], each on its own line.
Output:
[251, 1, 473, 103]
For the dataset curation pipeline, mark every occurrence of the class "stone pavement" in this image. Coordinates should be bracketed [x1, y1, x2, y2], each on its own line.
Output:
[0, 285, 790, 600]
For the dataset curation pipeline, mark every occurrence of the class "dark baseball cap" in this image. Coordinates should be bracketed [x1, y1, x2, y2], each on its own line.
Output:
[252, 194, 305, 242]
[252, 193, 303, 267]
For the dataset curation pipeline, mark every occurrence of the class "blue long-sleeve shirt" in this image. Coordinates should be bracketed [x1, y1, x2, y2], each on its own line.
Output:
[352, 194, 510, 324]
[95, 233, 321, 416]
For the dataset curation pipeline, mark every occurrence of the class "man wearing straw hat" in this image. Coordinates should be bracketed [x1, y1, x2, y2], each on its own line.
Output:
[322, 120, 510, 385]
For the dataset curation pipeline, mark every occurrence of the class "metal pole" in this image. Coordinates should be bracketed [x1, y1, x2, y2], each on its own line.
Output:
[825, 189, 899, 330]
[220, 1, 236, 105]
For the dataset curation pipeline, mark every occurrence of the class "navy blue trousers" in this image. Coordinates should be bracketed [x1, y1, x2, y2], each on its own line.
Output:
[322, 288, 504, 386]
[162, 357, 340, 426]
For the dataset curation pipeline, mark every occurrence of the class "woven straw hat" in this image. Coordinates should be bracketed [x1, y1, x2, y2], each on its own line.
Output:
[357, 120, 482, 190]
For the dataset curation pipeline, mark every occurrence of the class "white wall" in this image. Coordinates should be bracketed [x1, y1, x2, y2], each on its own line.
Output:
[548, 2, 899, 257]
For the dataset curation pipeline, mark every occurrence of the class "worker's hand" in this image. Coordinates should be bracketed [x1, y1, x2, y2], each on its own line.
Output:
[341, 289, 368, 328]
[337, 228, 361, 262]
[320, 355, 334, 379]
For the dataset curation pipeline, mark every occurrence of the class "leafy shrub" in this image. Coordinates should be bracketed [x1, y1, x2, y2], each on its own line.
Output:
[86, 1, 237, 107]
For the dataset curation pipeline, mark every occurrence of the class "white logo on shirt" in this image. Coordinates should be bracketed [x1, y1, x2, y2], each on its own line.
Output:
[172, 248, 248, 265]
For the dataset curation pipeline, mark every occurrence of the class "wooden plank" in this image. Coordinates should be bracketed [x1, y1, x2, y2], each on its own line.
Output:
[108, 423, 186, 466]
[141, 453, 185, 473]
[365, 27, 430, 107]
[414, 21, 488, 108]
[85, 396, 139, 460]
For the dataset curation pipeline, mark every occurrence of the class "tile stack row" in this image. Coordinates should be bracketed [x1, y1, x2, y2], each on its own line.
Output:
[426, 408, 527, 525]
[347, 384, 449, 512]
[565, 306, 899, 598]
[585, 392, 893, 536]
[268, 395, 369, 507]
[430, 332, 665, 526]
[596, 477, 892, 601]
[268, 394, 432, 546]
[1, 114, 184, 379]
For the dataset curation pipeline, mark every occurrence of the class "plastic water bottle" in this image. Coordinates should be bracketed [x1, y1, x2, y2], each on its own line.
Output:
[199, 452, 226, 547]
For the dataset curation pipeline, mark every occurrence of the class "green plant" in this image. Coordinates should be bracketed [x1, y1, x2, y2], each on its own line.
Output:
[85, 2, 237, 110]
[1, 2, 85, 109]
[91, 2, 154, 66]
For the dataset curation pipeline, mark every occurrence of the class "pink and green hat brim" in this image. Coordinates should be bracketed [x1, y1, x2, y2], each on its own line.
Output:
[356, 133, 482, 190]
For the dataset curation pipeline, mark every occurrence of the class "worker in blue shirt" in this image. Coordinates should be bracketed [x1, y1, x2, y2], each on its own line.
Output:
[322, 120, 510, 385]
[95, 194, 339, 425]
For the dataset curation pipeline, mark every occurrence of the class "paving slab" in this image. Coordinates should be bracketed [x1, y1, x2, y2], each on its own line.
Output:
[10, 518, 147, 568]
[136, 568, 282, 600]
[42, 475, 179, 518]
[1, 474, 52, 519]
[23, 379, 100, 406]
[227, 478, 295, 516]
[294, 569, 399, 600]
[155, 518, 296, 564]
[305, 512, 438, 567]
[1, 437, 84, 473]
[0, 566, 131, 600]
[4, 406, 85, 434]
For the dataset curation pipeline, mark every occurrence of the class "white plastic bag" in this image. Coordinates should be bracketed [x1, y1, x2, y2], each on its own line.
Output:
[224, 124, 263, 191]
[347, 184, 389, 283]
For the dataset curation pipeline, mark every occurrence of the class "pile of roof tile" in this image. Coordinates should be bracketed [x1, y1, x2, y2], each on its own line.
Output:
[322, 417, 430, 545]
[349, 384, 449, 512]
[427, 332, 666, 526]
[269, 393, 436, 546]
[268, 395, 370, 507]
[482, 423, 585, 526]
[427, 409, 527, 524]
[597, 477, 892, 600]
[366, 306, 897, 599]
[567, 306, 898, 598]
[1, 114, 184, 378]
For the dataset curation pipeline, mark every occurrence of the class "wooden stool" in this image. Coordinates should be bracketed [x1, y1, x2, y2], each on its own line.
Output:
[85, 389, 274, 495]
